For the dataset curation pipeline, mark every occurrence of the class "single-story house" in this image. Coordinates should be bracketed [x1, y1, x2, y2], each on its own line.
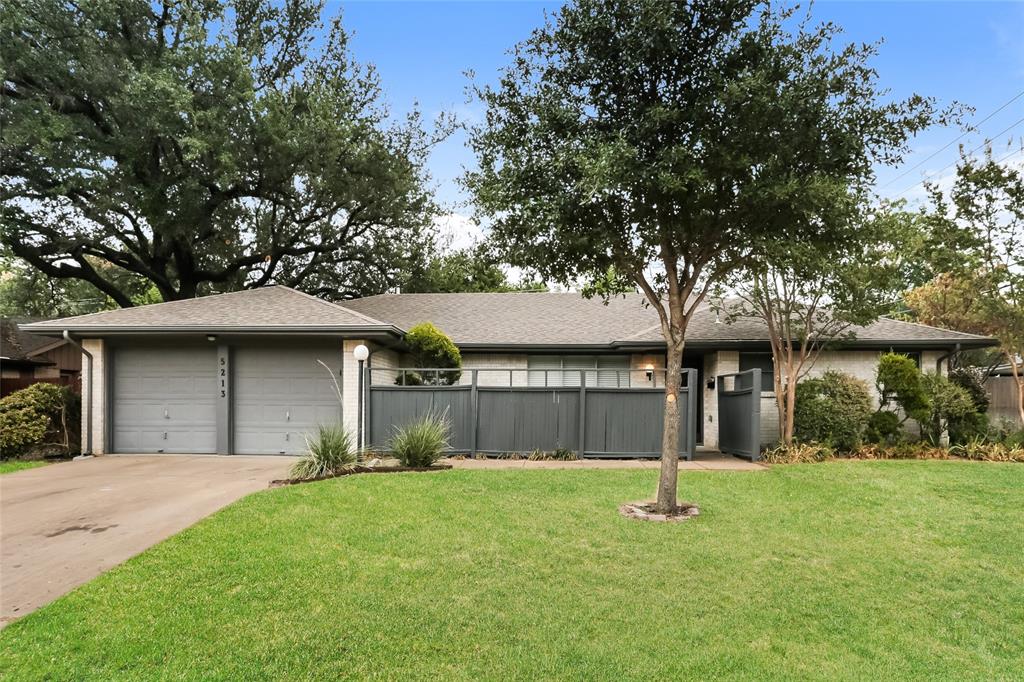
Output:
[1, 317, 82, 397]
[20, 285, 994, 456]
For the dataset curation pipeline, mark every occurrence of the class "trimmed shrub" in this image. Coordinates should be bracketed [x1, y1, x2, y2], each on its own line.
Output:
[0, 383, 80, 458]
[402, 323, 461, 386]
[866, 410, 903, 445]
[948, 367, 990, 444]
[290, 425, 356, 480]
[919, 373, 977, 446]
[875, 352, 929, 423]
[389, 410, 450, 466]
[793, 371, 872, 452]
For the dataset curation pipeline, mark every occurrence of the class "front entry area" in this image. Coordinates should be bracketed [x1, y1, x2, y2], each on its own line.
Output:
[109, 341, 342, 455]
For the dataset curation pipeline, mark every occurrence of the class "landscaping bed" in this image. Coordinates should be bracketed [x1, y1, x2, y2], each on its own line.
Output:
[2, 462, 1021, 679]
[269, 464, 452, 487]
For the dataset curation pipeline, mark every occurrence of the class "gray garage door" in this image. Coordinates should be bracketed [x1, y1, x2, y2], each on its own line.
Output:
[112, 347, 217, 453]
[233, 345, 342, 455]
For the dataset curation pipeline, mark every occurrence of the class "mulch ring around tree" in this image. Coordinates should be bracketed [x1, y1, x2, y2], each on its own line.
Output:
[619, 501, 701, 522]
[270, 465, 452, 488]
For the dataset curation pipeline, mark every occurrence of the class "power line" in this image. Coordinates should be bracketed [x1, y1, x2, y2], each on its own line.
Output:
[879, 89, 1024, 190]
[895, 114, 1024, 199]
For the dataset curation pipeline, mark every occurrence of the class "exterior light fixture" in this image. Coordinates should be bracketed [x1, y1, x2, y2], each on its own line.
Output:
[645, 363, 655, 381]
[206, 334, 217, 342]
[354, 344, 370, 451]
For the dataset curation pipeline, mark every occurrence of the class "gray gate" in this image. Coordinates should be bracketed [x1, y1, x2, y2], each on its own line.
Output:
[717, 368, 762, 460]
[367, 368, 698, 459]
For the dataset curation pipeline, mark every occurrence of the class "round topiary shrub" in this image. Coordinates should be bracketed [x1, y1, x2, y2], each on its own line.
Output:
[793, 371, 872, 453]
[402, 322, 462, 386]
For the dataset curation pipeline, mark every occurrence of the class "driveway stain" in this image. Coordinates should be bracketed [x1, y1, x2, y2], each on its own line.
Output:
[43, 523, 118, 537]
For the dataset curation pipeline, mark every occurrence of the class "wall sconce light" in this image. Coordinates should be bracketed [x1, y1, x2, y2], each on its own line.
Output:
[706, 378, 715, 390]
[645, 364, 654, 381]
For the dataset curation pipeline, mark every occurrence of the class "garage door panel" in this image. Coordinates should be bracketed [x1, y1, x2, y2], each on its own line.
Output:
[233, 345, 341, 455]
[112, 347, 217, 454]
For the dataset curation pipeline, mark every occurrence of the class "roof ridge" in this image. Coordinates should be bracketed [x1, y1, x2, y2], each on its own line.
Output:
[876, 315, 991, 340]
[277, 286, 390, 326]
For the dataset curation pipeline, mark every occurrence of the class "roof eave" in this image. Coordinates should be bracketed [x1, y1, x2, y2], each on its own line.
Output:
[18, 324, 405, 338]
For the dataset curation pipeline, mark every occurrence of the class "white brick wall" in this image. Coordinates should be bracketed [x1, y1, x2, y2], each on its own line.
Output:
[460, 353, 530, 386]
[81, 338, 105, 454]
[630, 353, 665, 388]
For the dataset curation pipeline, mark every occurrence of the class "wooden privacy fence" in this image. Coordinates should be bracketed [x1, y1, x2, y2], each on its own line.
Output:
[716, 368, 762, 461]
[366, 367, 698, 459]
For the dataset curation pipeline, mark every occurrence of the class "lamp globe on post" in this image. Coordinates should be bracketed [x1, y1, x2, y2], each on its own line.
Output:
[354, 345, 370, 451]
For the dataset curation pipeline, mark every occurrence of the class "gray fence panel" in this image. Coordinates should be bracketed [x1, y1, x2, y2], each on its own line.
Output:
[368, 387, 473, 451]
[367, 367, 698, 459]
[477, 389, 580, 453]
[717, 369, 761, 460]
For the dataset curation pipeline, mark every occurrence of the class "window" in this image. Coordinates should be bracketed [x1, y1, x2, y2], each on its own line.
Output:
[739, 352, 775, 378]
[527, 355, 630, 387]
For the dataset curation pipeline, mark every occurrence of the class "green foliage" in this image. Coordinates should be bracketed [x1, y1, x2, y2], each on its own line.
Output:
[402, 245, 546, 293]
[289, 425, 356, 480]
[875, 353, 930, 423]
[949, 438, 1024, 463]
[866, 411, 903, 445]
[919, 373, 977, 446]
[793, 371, 872, 452]
[389, 411, 451, 467]
[0, 383, 80, 457]
[1, 0, 442, 305]
[947, 367, 990, 444]
[403, 323, 462, 385]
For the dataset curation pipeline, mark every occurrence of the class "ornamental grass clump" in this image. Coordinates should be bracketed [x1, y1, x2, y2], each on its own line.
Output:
[290, 425, 356, 480]
[389, 410, 450, 467]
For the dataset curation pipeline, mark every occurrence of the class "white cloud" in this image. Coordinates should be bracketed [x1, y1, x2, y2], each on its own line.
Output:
[432, 212, 485, 251]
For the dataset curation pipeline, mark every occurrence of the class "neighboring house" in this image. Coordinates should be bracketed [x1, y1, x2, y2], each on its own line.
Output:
[20, 286, 994, 456]
[1, 317, 82, 397]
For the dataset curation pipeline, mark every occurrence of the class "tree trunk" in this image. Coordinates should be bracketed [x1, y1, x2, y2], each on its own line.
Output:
[783, 380, 797, 445]
[655, 340, 684, 513]
[1008, 355, 1024, 425]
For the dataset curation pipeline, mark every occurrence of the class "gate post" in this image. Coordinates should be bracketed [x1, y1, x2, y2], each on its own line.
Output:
[577, 369, 586, 459]
[685, 368, 698, 460]
[470, 369, 479, 457]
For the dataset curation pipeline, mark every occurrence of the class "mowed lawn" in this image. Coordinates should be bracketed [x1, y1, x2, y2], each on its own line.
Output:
[0, 460, 48, 475]
[2, 463, 1022, 680]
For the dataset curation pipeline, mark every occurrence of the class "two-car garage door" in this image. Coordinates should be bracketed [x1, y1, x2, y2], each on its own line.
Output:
[111, 343, 342, 455]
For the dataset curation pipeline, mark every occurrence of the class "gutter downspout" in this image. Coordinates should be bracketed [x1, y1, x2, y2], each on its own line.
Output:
[63, 331, 93, 455]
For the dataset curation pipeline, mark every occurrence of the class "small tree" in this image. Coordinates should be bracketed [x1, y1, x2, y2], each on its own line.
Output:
[726, 204, 912, 445]
[906, 145, 1024, 424]
[401, 323, 462, 386]
[466, 0, 940, 512]
[793, 372, 872, 452]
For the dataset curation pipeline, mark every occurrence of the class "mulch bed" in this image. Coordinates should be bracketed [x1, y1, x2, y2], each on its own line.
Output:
[270, 464, 452, 487]
[619, 501, 701, 522]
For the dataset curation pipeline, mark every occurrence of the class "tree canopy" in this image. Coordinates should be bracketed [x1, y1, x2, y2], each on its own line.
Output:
[466, 0, 943, 511]
[401, 244, 545, 294]
[1, 0, 444, 305]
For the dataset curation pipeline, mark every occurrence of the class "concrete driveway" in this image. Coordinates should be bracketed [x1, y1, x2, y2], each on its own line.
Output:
[0, 455, 292, 626]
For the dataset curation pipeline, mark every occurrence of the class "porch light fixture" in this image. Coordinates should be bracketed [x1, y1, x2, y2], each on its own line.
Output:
[206, 334, 217, 342]
[645, 363, 654, 381]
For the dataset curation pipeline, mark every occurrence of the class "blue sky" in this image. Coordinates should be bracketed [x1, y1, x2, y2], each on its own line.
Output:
[337, 1, 1024, 241]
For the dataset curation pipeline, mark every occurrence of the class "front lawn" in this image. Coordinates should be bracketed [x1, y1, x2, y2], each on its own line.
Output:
[2, 463, 1022, 679]
[0, 460, 48, 475]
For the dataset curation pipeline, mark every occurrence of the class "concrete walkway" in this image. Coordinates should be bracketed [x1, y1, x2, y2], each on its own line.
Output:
[444, 452, 765, 471]
[0, 455, 291, 626]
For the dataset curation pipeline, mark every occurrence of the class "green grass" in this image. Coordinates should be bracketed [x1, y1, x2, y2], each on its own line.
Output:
[0, 460, 48, 475]
[2, 462, 1022, 680]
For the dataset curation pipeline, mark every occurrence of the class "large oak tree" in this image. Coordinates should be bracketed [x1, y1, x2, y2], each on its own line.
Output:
[1, 0, 443, 305]
[466, 0, 942, 512]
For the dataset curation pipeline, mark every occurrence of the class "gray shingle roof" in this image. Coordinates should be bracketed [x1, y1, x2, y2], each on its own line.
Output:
[343, 292, 994, 348]
[1, 317, 62, 361]
[21, 285, 995, 349]
[21, 286, 391, 333]
[342, 292, 661, 346]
